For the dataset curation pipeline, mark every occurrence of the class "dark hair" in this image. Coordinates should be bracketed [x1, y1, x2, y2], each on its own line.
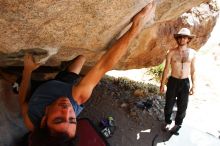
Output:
[174, 36, 192, 44]
[29, 126, 78, 146]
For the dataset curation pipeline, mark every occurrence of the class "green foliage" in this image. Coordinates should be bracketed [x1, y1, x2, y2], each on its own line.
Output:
[148, 63, 164, 82]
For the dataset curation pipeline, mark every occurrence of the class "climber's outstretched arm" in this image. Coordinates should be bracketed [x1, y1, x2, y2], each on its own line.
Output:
[73, 1, 155, 104]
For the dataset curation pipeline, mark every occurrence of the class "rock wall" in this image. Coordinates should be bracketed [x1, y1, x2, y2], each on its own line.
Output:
[0, 0, 219, 70]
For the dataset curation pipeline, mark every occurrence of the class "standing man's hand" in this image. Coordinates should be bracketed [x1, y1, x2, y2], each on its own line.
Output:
[189, 86, 195, 95]
[24, 54, 41, 72]
[160, 84, 166, 93]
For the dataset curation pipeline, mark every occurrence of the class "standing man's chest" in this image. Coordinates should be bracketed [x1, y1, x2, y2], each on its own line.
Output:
[171, 49, 194, 63]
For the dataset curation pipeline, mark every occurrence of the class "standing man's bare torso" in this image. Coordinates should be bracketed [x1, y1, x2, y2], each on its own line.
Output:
[170, 48, 196, 79]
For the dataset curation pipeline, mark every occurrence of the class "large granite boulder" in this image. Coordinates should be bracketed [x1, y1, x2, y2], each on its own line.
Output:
[0, 0, 219, 70]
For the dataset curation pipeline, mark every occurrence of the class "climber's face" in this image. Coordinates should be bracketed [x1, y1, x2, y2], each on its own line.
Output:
[45, 97, 77, 137]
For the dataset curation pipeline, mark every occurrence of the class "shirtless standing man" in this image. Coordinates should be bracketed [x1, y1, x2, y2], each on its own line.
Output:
[160, 28, 197, 134]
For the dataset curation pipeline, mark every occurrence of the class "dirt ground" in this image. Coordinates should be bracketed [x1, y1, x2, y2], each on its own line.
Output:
[79, 78, 171, 146]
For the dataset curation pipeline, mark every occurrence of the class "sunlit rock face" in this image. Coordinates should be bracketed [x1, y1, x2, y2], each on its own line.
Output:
[0, 0, 219, 70]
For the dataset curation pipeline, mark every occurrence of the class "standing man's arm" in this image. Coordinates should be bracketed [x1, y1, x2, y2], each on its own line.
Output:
[160, 52, 172, 93]
[19, 54, 41, 131]
[73, 1, 156, 105]
[189, 55, 196, 95]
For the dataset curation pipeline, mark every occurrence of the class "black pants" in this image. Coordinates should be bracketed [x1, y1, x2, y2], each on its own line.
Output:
[164, 76, 190, 126]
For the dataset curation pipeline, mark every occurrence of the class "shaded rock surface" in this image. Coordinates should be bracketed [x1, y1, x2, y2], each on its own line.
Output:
[0, 80, 28, 146]
[0, 0, 219, 70]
